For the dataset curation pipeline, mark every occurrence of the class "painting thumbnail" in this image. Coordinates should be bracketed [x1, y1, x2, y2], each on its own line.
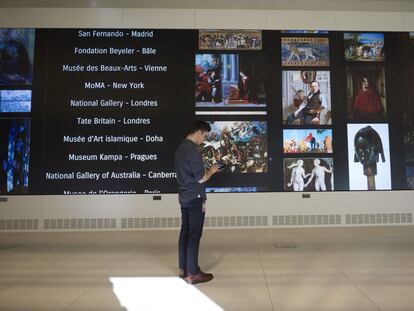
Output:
[0, 118, 30, 194]
[344, 32, 384, 62]
[0, 90, 31, 112]
[202, 121, 267, 173]
[195, 54, 266, 107]
[0, 28, 35, 85]
[281, 37, 329, 66]
[347, 123, 391, 190]
[283, 129, 333, 154]
[281, 30, 328, 34]
[206, 187, 258, 193]
[282, 70, 331, 125]
[199, 30, 262, 50]
[346, 67, 386, 120]
[284, 158, 334, 191]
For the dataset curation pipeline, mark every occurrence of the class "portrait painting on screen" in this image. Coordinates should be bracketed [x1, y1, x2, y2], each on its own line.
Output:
[281, 37, 329, 66]
[282, 70, 331, 125]
[346, 67, 386, 120]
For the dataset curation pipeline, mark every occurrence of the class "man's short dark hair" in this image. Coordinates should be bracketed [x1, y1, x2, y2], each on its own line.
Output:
[187, 120, 211, 136]
[310, 80, 319, 86]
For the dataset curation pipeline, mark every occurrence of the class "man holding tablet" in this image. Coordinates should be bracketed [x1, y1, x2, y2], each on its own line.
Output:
[175, 120, 220, 284]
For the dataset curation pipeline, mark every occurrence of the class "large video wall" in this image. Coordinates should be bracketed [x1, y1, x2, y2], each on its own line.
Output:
[0, 28, 413, 195]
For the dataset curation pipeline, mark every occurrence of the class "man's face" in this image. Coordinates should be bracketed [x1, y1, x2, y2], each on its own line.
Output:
[196, 130, 209, 146]
[310, 82, 319, 93]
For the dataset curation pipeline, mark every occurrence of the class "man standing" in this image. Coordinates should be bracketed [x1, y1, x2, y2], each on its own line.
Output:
[286, 80, 327, 125]
[175, 121, 220, 284]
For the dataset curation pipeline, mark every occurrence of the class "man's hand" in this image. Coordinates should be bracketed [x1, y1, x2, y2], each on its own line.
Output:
[209, 164, 220, 174]
[198, 164, 220, 184]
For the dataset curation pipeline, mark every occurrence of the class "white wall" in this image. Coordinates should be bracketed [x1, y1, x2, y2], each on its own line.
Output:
[0, 8, 414, 31]
[0, 7, 413, 231]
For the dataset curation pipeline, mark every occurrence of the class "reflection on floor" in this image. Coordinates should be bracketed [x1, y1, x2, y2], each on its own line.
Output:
[0, 226, 414, 311]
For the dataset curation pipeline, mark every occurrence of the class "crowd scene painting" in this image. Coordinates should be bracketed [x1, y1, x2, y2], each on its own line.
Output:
[344, 33, 384, 62]
[202, 121, 267, 173]
[199, 30, 262, 50]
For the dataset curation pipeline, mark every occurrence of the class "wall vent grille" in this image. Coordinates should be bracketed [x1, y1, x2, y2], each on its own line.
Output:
[0, 219, 39, 230]
[121, 216, 269, 228]
[273, 215, 341, 226]
[345, 213, 413, 225]
[43, 218, 116, 230]
[205, 215, 268, 227]
[121, 217, 181, 229]
[2, 214, 412, 231]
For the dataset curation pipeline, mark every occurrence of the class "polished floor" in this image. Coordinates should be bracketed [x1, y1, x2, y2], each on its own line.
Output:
[0, 226, 414, 311]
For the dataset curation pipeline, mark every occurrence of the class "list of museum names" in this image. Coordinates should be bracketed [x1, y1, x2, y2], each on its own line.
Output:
[44, 30, 176, 194]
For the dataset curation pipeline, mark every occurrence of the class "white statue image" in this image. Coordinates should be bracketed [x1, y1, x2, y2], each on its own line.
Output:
[287, 159, 310, 191]
[304, 158, 333, 191]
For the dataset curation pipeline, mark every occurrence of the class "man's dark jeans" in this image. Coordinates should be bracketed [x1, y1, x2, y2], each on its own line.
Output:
[179, 198, 205, 275]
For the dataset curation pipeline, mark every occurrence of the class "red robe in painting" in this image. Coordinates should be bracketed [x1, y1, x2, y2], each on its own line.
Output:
[353, 87, 381, 113]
